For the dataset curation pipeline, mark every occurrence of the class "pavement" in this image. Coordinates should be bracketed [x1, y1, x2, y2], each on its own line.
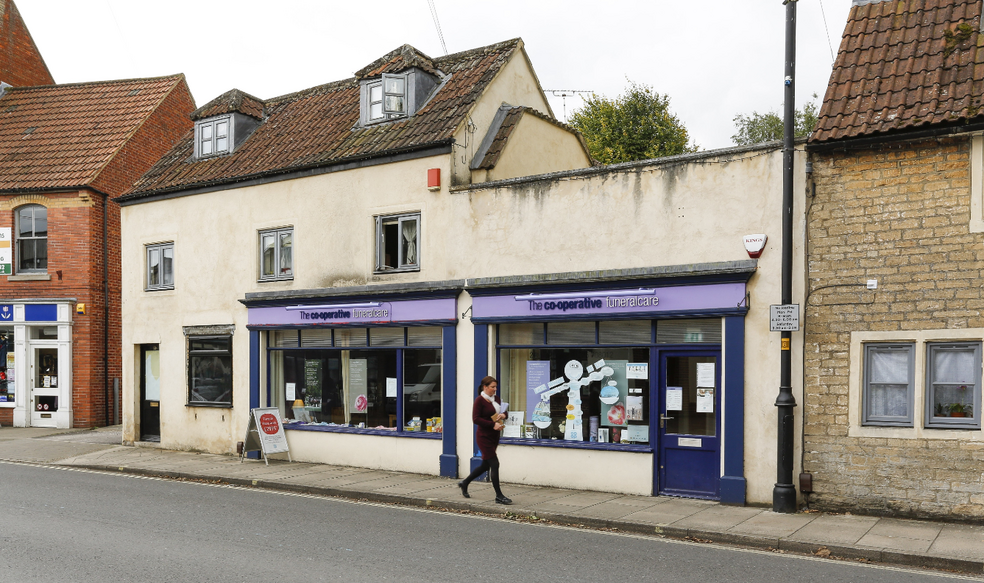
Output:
[2, 425, 984, 577]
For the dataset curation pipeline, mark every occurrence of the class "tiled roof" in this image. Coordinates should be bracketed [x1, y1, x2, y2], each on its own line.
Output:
[123, 39, 524, 199]
[474, 105, 526, 170]
[0, 75, 187, 191]
[355, 44, 441, 79]
[191, 88, 264, 121]
[813, 0, 984, 143]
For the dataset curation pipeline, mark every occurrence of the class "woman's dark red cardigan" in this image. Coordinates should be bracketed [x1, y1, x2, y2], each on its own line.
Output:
[472, 394, 501, 461]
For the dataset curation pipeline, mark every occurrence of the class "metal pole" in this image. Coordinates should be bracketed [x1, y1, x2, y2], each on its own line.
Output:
[773, 0, 798, 514]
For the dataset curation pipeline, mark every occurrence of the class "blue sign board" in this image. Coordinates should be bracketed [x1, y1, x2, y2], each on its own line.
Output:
[25, 304, 57, 322]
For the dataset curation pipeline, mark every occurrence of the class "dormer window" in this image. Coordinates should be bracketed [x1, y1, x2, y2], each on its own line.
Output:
[196, 116, 231, 158]
[369, 74, 407, 121]
[359, 68, 440, 126]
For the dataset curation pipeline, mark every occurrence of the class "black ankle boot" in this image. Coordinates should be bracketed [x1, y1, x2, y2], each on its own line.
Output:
[458, 480, 470, 498]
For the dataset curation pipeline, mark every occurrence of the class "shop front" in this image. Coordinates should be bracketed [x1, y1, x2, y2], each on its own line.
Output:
[245, 292, 460, 476]
[2, 302, 73, 428]
[469, 277, 750, 502]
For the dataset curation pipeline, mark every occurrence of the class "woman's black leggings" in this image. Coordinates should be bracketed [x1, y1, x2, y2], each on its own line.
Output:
[461, 457, 503, 497]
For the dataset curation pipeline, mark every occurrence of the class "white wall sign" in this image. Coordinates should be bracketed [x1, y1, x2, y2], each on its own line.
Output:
[666, 387, 683, 411]
[241, 407, 291, 465]
[770, 304, 800, 331]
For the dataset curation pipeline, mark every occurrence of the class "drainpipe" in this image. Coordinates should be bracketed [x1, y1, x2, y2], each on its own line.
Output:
[103, 194, 110, 426]
[773, 0, 798, 514]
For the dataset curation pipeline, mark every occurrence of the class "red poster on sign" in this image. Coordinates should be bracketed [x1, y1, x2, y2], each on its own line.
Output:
[259, 413, 280, 435]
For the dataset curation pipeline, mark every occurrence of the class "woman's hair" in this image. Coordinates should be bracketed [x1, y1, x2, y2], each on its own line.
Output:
[478, 375, 498, 391]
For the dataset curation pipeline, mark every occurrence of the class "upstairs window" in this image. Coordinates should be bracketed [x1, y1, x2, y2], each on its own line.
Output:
[16, 204, 47, 273]
[146, 242, 174, 291]
[195, 116, 231, 158]
[375, 213, 419, 272]
[368, 74, 407, 122]
[259, 227, 293, 281]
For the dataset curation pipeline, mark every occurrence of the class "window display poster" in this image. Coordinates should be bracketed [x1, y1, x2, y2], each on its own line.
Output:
[286, 382, 296, 401]
[304, 360, 322, 406]
[386, 377, 397, 398]
[666, 387, 684, 411]
[600, 360, 629, 427]
[626, 396, 644, 421]
[627, 425, 649, 442]
[7, 352, 14, 382]
[349, 359, 368, 411]
[526, 360, 551, 423]
[503, 411, 524, 438]
[697, 363, 715, 388]
[697, 388, 714, 413]
[627, 363, 648, 379]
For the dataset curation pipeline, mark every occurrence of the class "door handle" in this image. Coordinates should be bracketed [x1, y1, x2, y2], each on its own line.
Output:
[659, 414, 674, 428]
[660, 415, 674, 421]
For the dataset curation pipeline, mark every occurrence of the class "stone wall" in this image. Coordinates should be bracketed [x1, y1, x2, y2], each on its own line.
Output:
[805, 136, 984, 519]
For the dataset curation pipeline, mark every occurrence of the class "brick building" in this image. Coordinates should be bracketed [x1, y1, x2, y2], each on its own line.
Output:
[805, 0, 984, 519]
[0, 0, 195, 427]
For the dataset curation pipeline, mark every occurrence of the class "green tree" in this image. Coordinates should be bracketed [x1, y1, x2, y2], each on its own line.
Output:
[731, 95, 819, 146]
[569, 82, 696, 164]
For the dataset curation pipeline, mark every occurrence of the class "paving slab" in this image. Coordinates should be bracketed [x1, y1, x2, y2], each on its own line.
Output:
[787, 513, 878, 545]
[571, 499, 666, 521]
[927, 524, 984, 561]
[730, 510, 814, 538]
[673, 505, 765, 531]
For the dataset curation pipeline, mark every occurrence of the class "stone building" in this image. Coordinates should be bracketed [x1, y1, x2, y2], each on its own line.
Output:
[805, 0, 984, 519]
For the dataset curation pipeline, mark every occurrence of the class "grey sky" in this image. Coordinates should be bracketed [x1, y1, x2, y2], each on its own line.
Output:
[16, 0, 853, 150]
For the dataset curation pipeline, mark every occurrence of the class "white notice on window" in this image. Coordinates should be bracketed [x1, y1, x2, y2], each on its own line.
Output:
[627, 363, 648, 379]
[386, 377, 397, 398]
[286, 382, 296, 401]
[666, 387, 683, 411]
[696, 388, 714, 413]
[697, 363, 715, 388]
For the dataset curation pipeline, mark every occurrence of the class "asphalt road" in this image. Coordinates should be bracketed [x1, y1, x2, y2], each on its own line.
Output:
[0, 462, 973, 583]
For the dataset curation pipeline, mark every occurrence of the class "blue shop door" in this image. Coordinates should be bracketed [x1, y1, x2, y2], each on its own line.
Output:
[657, 351, 721, 499]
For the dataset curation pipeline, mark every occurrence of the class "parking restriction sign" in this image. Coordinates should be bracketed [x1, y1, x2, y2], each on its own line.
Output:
[770, 304, 800, 332]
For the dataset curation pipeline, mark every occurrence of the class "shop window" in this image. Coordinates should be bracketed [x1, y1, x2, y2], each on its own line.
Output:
[499, 347, 650, 444]
[656, 319, 721, 343]
[498, 322, 544, 346]
[16, 204, 47, 273]
[862, 343, 914, 427]
[269, 326, 443, 433]
[188, 336, 232, 406]
[146, 242, 174, 291]
[600, 319, 652, 345]
[925, 342, 981, 429]
[258, 227, 292, 281]
[300, 329, 331, 347]
[375, 213, 419, 272]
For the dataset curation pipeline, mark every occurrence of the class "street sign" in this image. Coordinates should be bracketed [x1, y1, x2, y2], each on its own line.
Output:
[770, 304, 800, 332]
[0, 228, 11, 276]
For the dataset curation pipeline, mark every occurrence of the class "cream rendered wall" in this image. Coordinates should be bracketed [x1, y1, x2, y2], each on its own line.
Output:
[448, 146, 808, 505]
[449, 48, 557, 187]
[121, 154, 454, 458]
[480, 115, 591, 183]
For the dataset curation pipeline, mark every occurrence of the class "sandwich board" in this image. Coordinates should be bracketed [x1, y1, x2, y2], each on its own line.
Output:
[241, 407, 291, 465]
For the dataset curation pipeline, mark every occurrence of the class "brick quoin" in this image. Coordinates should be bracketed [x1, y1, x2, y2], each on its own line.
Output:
[805, 136, 984, 520]
[0, 81, 194, 428]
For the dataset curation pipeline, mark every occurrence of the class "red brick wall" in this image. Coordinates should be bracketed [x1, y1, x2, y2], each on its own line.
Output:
[92, 78, 195, 197]
[0, 0, 54, 87]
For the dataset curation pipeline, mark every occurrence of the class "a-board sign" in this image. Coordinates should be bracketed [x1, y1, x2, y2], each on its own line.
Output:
[241, 407, 290, 464]
[770, 304, 800, 332]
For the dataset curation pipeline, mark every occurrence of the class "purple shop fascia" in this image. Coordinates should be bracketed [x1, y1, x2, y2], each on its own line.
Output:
[244, 295, 460, 476]
[467, 280, 750, 504]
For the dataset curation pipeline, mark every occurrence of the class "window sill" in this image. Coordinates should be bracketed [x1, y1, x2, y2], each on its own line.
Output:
[146, 286, 175, 292]
[9, 274, 50, 281]
[284, 422, 441, 438]
[186, 402, 233, 409]
[374, 267, 420, 275]
[258, 277, 293, 283]
[500, 437, 652, 453]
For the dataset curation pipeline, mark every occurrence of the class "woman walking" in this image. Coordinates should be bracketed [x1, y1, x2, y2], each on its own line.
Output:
[458, 376, 512, 504]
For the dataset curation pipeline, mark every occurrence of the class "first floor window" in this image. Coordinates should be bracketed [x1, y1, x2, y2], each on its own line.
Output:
[146, 242, 174, 290]
[259, 227, 293, 280]
[375, 213, 419, 272]
[925, 342, 981, 429]
[862, 343, 914, 426]
[16, 204, 47, 273]
[188, 336, 232, 406]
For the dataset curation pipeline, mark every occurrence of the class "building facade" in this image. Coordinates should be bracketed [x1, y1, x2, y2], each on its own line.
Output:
[804, 0, 984, 519]
[119, 39, 808, 504]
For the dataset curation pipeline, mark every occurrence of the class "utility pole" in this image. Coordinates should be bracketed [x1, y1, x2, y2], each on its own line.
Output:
[773, 0, 798, 514]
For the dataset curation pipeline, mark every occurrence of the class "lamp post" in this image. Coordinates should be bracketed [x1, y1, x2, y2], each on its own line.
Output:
[773, 0, 798, 514]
